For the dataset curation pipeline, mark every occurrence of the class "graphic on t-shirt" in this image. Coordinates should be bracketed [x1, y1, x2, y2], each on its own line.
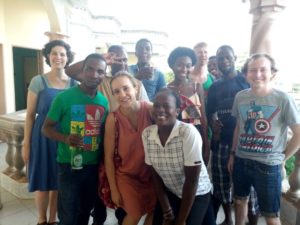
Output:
[239, 101, 280, 154]
[244, 101, 264, 135]
[71, 105, 105, 151]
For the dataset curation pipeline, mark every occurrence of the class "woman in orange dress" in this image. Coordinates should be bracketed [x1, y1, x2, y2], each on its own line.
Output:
[104, 71, 156, 225]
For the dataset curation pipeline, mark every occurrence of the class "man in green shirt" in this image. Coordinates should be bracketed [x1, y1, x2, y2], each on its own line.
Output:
[42, 53, 109, 225]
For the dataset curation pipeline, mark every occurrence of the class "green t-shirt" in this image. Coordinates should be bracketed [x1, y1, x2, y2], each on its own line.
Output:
[47, 86, 109, 165]
[202, 73, 214, 91]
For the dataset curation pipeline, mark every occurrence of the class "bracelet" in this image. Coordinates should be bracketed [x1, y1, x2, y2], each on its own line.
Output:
[163, 208, 172, 214]
[163, 208, 173, 217]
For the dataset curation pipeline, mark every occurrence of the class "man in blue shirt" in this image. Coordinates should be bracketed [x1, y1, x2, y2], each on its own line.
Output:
[128, 38, 166, 101]
[207, 45, 259, 225]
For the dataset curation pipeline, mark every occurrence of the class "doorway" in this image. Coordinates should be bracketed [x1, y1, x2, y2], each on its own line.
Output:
[13, 47, 43, 110]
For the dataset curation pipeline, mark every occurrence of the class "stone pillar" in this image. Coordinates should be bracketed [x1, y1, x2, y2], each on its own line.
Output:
[249, 0, 286, 54]
[2, 134, 14, 175]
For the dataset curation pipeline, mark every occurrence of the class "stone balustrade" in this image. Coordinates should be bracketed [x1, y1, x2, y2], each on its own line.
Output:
[0, 110, 27, 182]
[0, 110, 34, 201]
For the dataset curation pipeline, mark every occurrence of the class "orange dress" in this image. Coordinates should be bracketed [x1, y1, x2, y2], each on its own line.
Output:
[115, 101, 156, 218]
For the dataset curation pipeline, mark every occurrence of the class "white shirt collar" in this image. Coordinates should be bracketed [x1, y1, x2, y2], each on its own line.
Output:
[148, 120, 181, 146]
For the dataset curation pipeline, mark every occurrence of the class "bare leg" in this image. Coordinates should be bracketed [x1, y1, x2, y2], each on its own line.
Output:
[143, 212, 154, 225]
[234, 198, 248, 225]
[122, 214, 141, 225]
[48, 190, 58, 223]
[248, 213, 258, 225]
[265, 217, 281, 225]
[35, 191, 49, 223]
[221, 203, 233, 225]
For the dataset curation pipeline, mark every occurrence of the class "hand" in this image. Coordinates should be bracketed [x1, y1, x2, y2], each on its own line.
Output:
[203, 146, 210, 166]
[111, 189, 123, 208]
[136, 66, 154, 80]
[22, 144, 30, 164]
[65, 134, 83, 148]
[102, 52, 114, 65]
[162, 209, 175, 225]
[212, 119, 223, 141]
[212, 119, 223, 133]
[227, 154, 235, 174]
[102, 52, 126, 66]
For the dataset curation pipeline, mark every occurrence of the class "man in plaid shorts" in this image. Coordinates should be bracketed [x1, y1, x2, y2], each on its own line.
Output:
[207, 45, 259, 225]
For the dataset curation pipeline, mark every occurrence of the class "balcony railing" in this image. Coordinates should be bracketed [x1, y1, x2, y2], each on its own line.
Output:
[0, 110, 26, 182]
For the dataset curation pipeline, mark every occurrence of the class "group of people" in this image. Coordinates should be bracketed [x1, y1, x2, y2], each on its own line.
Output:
[23, 38, 300, 225]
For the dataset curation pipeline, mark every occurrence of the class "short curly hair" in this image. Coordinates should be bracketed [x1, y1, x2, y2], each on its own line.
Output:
[167, 47, 197, 68]
[42, 40, 74, 67]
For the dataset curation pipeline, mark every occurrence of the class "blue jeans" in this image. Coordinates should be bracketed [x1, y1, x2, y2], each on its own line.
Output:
[153, 189, 211, 225]
[232, 157, 281, 217]
[57, 164, 101, 225]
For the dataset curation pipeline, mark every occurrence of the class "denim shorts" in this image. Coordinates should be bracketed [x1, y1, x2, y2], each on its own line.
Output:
[232, 157, 281, 217]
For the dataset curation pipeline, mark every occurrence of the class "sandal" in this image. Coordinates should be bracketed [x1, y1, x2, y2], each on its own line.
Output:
[37, 222, 47, 225]
[48, 222, 58, 225]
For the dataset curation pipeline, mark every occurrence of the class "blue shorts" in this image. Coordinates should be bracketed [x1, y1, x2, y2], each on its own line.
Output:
[232, 157, 281, 217]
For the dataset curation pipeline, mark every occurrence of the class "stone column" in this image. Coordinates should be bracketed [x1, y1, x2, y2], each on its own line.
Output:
[249, 0, 286, 54]
[2, 133, 14, 175]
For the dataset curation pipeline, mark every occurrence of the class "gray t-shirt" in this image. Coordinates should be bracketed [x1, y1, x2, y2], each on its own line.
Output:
[28, 75, 77, 94]
[232, 88, 300, 165]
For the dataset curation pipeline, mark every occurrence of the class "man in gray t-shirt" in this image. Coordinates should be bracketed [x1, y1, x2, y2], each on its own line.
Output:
[228, 53, 300, 225]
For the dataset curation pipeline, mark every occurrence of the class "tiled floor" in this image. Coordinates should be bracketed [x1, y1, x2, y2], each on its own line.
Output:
[0, 186, 120, 225]
[0, 143, 266, 225]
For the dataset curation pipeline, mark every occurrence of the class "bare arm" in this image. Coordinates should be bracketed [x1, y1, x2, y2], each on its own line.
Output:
[197, 84, 210, 165]
[65, 52, 117, 81]
[104, 113, 122, 207]
[206, 85, 223, 136]
[65, 61, 84, 81]
[150, 167, 175, 223]
[23, 90, 38, 163]
[284, 124, 300, 161]
[42, 117, 82, 148]
[228, 120, 240, 173]
[175, 165, 201, 225]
